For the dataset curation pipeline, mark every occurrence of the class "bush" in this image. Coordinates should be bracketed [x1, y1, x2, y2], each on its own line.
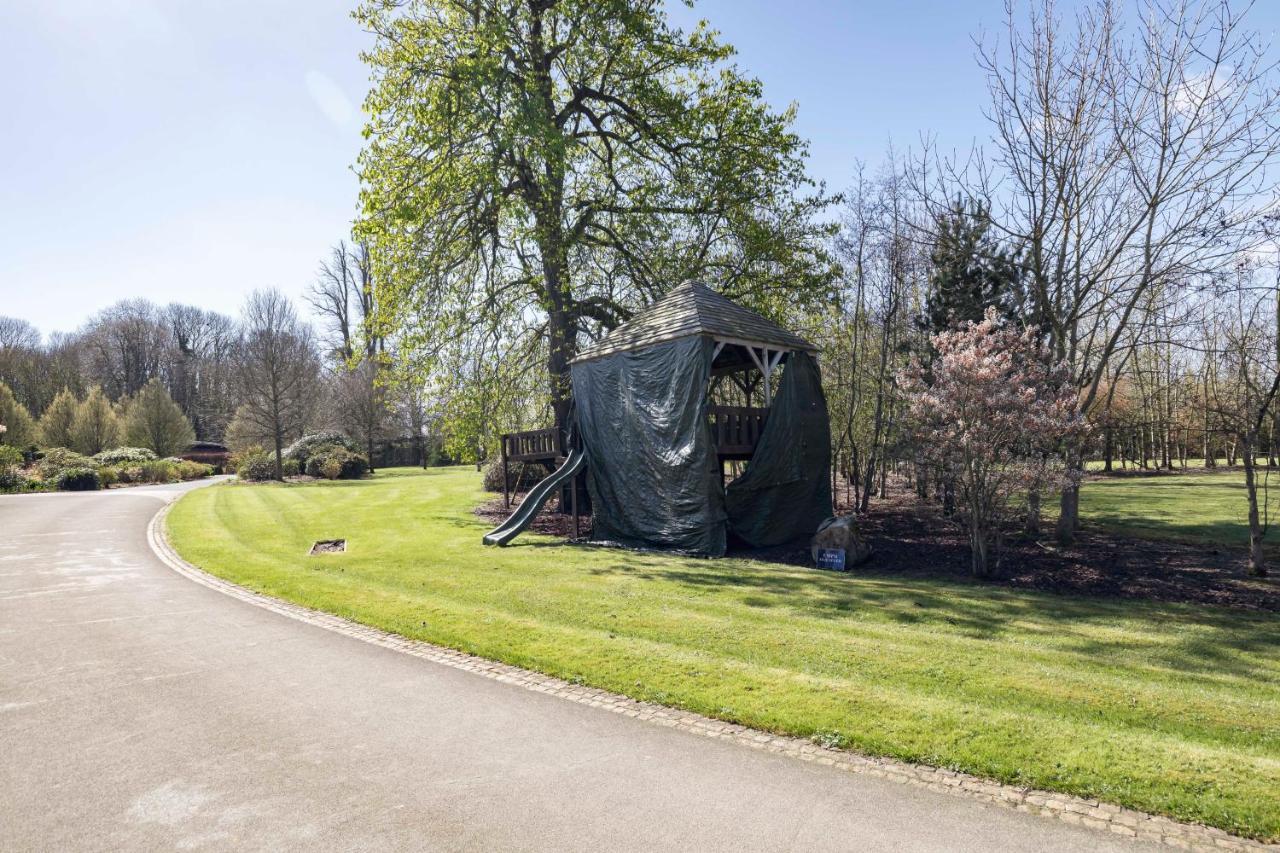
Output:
[137, 460, 177, 484]
[56, 467, 100, 491]
[94, 447, 158, 465]
[37, 448, 99, 482]
[236, 451, 279, 482]
[304, 444, 368, 480]
[482, 456, 548, 493]
[282, 458, 300, 477]
[0, 445, 23, 469]
[285, 432, 358, 470]
[0, 465, 27, 493]
[97, 467, 119, 488]
[172, 460, 213, 481]
[111, 465, 141, 484]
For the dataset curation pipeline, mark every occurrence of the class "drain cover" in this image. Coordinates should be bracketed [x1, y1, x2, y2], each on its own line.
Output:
[309, 539, 346, 555]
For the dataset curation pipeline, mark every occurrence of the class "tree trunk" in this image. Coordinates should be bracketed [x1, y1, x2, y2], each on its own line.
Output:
[970, 513, 992, 579]
[1243, 431, 1269, 577]
[1056, 447, 1082, 546]
[1025, 488, 1041, 536]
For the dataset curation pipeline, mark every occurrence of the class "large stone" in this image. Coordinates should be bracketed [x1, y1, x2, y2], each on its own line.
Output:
[811, 516, 872, 567]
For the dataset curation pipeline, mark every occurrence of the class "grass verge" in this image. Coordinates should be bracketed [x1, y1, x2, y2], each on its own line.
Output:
[167, 467, 1280, 841]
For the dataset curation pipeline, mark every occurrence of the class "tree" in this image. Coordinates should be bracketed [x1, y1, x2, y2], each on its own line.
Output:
[235, 290, 322, 479]
[0, 381, 37, 448]
[920, 199, 1027, 334]
[356, 0, 836, 434]
[71, 387, 119, 455]
[899, 308, 1086, 577]
[79, 300, 167, 399]
[1203, 262, 1280, 576]
[332, 360, 390, 473]
[162, 304, 239, 441]
[963, 0, 1280, 544]
[39, 388, 80, 448]
[307, 240, 382, 365]
[122, 379, 197, 458]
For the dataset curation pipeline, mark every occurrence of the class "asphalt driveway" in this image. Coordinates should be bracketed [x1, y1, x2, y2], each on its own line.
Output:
[0, 481, 1157, 851]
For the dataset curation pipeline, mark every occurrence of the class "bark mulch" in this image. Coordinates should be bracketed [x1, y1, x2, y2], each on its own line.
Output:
[477, 488, 1280, 612]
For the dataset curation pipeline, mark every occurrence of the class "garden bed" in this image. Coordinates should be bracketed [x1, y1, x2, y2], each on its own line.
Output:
[481, 479, 1280, 612]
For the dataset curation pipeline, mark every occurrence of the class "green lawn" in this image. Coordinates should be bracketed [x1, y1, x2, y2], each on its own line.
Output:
[168, 467, 1280, 841]
[1081, 469, 1280, 546]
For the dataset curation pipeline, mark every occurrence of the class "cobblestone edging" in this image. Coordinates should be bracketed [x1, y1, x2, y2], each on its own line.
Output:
[147, 503, 1275, 852]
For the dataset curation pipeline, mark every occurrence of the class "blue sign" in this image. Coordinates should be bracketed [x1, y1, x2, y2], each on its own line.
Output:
[815, 548, 847, 571]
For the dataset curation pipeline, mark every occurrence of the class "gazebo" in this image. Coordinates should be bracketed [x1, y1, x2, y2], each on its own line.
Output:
[487, 281, 832, 555]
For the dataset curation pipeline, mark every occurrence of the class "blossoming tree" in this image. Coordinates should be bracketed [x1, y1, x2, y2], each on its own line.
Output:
[899, 308, 1086, 577]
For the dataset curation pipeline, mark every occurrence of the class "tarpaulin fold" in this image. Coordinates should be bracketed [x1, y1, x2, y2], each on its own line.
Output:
[724, 351, 833, 547]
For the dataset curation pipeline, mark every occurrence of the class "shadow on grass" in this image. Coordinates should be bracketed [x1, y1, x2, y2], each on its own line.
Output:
[572, 550, 1280, 682]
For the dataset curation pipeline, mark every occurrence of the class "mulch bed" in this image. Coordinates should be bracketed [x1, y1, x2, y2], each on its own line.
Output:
[844, 489, 1280, 612]
[477, 486, 1280, 612]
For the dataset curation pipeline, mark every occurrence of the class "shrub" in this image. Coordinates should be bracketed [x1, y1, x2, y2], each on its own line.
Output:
[281, 458, 300, 477]
[0, 465, 27, 493]
[136, 460, 177, 484]
[898, 308, 1088, 578]
[0, 381, 37, 449]
[56, 467, 100, 491]
[37, 448, 99, 482]
[172, 460, 213, 481]
[237, 451, 279, 482]
[482, 456, 548, 493]
[304, 444, 368, 480]
[285, 432, 357, 469]
[97, 467, 119, 488]
[120, 379, 196, 458]
[112, 465, 142, 484]
[70, 387, 119, 456]
[94, 447, 158, 465]
[0, 445, 23, 469]
[39, 388, 79, 449]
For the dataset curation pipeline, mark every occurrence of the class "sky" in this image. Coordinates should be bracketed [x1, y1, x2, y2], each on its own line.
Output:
[3, 1, 1278, 338]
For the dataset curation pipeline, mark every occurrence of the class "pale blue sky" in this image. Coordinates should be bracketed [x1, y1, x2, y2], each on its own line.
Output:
[3, 1, 1277, 335]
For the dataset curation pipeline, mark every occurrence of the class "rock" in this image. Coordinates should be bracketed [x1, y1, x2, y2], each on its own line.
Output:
[811, 516, 872, 567]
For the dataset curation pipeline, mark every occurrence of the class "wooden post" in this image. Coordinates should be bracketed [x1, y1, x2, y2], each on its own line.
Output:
[500, 435, 510, 510]
[571, 472, 579, 540]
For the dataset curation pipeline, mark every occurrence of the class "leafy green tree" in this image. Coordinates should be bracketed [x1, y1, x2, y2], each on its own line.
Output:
[39, 388, 80, 448]
[71, 387, 119, 455]
[355, 0, 835, 429]
[122, 379, 196, 458]
[0, 381, 37, 448]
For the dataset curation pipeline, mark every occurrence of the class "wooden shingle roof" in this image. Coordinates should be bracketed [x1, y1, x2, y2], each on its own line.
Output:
[572, 282, 817, 363]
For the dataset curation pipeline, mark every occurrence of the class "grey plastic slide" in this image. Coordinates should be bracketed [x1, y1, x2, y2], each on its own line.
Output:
[482, 449, 586, 546]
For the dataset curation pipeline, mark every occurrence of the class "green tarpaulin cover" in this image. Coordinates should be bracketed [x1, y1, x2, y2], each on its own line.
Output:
[725, 351, 833, 547]
[571, 340, 831, 556]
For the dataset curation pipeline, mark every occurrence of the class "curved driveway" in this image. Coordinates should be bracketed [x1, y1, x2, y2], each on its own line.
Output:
[0, 482, 1155, 851]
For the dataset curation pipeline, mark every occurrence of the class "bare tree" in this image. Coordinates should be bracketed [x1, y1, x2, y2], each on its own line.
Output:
[332, 360, 390, 473]
[162, 304, 238, 440]
[79, 300, 168, 400]
[235, 290, 322, 479]
[1204, 260, 1280, 576]
[967, 0, 1280, 542]
[306, 240, 383, 366]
